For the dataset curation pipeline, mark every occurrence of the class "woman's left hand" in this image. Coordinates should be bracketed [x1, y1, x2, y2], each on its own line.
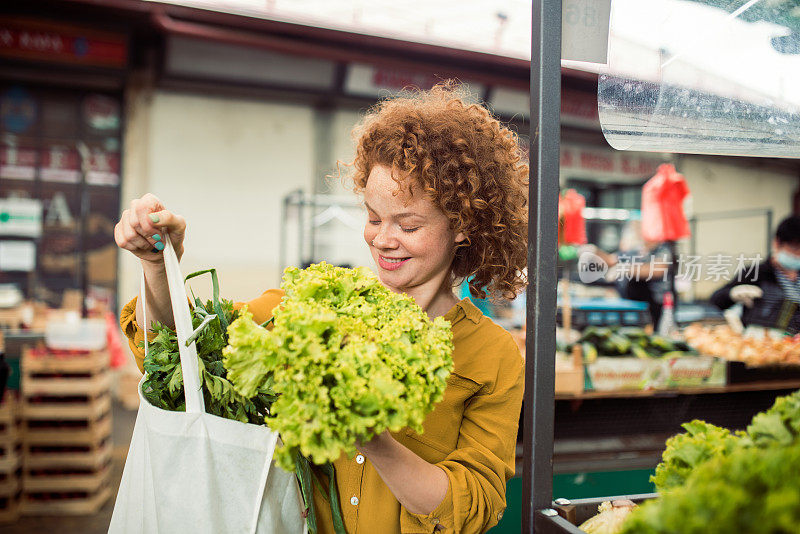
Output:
[356, 430, 395, 457]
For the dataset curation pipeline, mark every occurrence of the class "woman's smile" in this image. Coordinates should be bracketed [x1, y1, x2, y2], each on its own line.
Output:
[378, 255, 411, 270]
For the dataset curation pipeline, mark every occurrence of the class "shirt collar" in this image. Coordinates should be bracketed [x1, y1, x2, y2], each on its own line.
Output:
[443, 297, 484, 325]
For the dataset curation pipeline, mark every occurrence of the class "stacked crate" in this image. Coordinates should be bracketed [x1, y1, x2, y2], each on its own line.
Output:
[20, 347, 112, 514]
[0, 392, 21, 523]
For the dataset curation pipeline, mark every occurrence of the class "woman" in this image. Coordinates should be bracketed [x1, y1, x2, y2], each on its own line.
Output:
[117, 84, 528, 533]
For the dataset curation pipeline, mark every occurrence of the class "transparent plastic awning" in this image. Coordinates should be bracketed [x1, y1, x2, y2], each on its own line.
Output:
[598, 0, 800, 158]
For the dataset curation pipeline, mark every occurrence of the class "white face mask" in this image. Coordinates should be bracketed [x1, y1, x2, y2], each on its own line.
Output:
[777, 250, 800, 272]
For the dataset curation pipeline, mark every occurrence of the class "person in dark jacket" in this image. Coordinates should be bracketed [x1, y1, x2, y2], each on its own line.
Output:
[710, 215, 800, 334]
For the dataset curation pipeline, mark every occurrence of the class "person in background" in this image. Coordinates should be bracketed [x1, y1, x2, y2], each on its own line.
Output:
[711, 215, 800, 335]
[602, 220, 672, 327]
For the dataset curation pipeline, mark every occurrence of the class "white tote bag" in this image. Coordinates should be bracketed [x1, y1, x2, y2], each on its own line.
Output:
[109, 233, 307, 534]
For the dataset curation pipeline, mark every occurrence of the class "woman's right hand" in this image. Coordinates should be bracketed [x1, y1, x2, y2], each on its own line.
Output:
[114, 193, 186, 264]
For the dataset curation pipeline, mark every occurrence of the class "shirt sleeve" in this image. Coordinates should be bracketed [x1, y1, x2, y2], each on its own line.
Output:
[400, 336, 525, 534]
[119, 289, 285, 374]
[119, 296, 148, 373]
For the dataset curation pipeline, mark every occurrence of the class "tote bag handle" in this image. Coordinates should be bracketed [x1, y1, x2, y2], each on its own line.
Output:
[140, 230, 205, 414]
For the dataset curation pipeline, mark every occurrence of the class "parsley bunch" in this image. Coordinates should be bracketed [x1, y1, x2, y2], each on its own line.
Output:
[223, 262, 455, 471]
[140, 269, 276, 423]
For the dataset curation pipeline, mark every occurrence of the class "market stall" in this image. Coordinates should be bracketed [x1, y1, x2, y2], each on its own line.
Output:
[525, 0, 800, 532]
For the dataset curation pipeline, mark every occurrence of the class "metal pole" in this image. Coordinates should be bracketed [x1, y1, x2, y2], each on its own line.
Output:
[766, 209, 773, 257]
[523, 0, 561, 532]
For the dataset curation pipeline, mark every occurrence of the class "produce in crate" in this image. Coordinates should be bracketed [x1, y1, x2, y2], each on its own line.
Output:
[605, 389, 800, 534]
[579, 500, 637, 534]
[224, 262, 455, 471]
[650, 420, 741, 493]
[684, 323, 800, 366]
[620, 441, 800, 534]
[575, 326, 698, 363]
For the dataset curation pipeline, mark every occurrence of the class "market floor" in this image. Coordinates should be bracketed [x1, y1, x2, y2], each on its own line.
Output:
[4, 400, 138, 534]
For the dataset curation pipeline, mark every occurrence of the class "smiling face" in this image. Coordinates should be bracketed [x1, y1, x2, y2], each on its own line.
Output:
[363, 165, 464, 296]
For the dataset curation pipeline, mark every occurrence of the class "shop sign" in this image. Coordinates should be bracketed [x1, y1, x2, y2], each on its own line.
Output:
[0, 198, 43, 238]
[0, 145, 36, 180]
[40, 144, 80, 183]
[0, 17, 127, 69]
[83, 94, 120, 131]
[489, 86, 600, 126]
[86, 148, 120, 186]
[561, 144, 664, 178]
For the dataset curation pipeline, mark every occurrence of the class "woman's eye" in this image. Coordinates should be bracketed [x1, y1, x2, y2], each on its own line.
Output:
[401, 227, 420, 233]
[368, 220, 380, 225]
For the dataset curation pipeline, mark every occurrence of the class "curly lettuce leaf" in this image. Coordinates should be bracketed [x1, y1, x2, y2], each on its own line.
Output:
[224, 262, 454, 470]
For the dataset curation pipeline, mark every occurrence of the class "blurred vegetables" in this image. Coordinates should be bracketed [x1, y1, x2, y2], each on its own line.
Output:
[650, 420, 742, 493]
[620, 442, 800, 534]
[575, 326, 698, 361]
[224, 262, 454, 471]
[579, 500, 637, 534]
[616, 389, 800, 534]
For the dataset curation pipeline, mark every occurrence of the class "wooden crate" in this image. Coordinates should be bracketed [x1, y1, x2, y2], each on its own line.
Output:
[22, 347, 109, 375]
[0, 393, 21, 524]
[21, 483, 111, 515]
[22, 392, 111, 421]
[24, 438, 112, 470]
[0, 391, 18, 427]
[0, 493, 21, 523]
[23, 461, 111, 492]
[23, 414, 112, 446]
[0, 393, 21, 475]
[23, 371, 112, 397]
[0, 471, 21, 496]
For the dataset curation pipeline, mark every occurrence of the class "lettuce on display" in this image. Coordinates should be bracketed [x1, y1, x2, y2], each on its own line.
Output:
[616, 389, 800, 534]
[650, 420, 742, 493]
[224, 262, 454, 470]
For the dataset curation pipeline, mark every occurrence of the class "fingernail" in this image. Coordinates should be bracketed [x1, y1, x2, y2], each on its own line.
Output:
[151, 247, 160, 254]
[152, 234, 161, 241]
[149, 213, 160, 223]
[155, 241, 165, 251]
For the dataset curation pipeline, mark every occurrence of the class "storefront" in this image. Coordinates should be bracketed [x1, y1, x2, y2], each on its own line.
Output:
[0, 15, 129, 310]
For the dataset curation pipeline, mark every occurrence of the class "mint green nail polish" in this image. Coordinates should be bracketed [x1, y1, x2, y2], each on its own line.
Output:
[155, 241, 165, 251]
[152, 234, 161, 241]
[149, 213, 160, 223]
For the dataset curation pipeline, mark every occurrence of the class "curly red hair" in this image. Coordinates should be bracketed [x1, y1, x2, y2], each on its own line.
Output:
[349, 83, 528, 300]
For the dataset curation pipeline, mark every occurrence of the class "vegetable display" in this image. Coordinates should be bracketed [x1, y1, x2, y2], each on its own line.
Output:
[574, 326, 698, 363]
[579, 500, 637, 534]
[614, 389, 800, 534]
[223, 262, 455, 471]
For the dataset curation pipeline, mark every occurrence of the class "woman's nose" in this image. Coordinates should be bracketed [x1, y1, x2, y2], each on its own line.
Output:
[372, 225, 398, 249]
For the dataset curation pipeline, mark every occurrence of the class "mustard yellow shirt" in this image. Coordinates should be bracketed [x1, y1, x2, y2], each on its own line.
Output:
[120, 290, 524, 534]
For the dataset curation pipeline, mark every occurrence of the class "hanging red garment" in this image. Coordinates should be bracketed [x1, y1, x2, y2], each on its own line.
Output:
[558, 189, 587, 245]
[641, 164, 691, 242]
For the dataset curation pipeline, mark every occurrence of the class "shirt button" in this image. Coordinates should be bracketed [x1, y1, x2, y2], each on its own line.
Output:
[355, 454, 365, 465]
[431, 518, 440, 525]
[350, 496, 359, 506]
[498, 511, 504, 521]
